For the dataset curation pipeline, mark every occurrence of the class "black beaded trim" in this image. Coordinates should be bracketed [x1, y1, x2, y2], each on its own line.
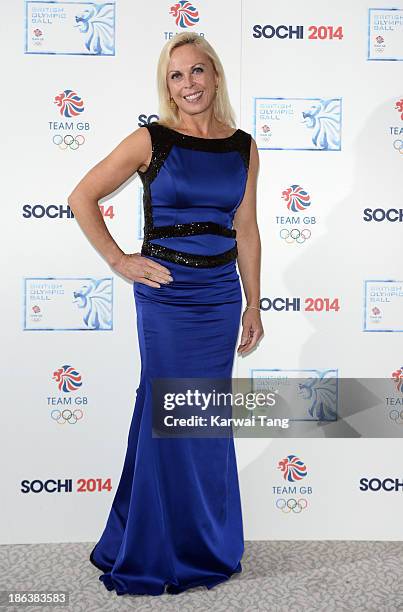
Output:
[146, 221, 236, 240]
[156, 123, 251, 170]
[137, 122, 251, 268]
[141, 241, 238, 268]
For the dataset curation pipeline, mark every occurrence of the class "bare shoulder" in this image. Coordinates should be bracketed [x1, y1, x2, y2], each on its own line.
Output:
[247, 135, 259, 174]
[245, 132, 259, 181]
[115, 124, 153, 173]
[249, 134, 258, 153]
[114, 125, 151, 164]
[123, 124, 151, 146]
[67, 125, 152, 201]
[87, 124, 152, 176]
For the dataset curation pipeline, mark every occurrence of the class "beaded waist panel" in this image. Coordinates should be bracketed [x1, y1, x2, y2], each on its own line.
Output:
[137, 122, 251, 269]
[141, 241, 238, 268]
[142, 220, 238, 267]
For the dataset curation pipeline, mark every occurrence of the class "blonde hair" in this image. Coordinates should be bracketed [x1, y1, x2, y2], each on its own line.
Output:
[156, 32, 236, 129]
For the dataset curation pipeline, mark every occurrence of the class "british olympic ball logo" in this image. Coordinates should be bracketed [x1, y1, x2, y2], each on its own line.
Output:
[252, 369, 338, 421]
[363, 280, 403, 332]
[368, 9, 403, 61]
[23, 277, 114, 331]
[25, 1, 116, 56]
[254, 97, 342, 151]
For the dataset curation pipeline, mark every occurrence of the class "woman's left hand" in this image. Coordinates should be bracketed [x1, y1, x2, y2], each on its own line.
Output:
[237, 309, 264, 355]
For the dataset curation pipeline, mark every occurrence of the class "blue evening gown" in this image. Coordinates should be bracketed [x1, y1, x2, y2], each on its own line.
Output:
[89, 121, 252, 595]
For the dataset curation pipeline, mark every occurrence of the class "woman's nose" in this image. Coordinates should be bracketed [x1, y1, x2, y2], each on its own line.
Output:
[183, 73, 195, 88]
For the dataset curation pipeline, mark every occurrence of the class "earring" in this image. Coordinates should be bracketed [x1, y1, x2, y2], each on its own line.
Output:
[169, 97, 176, 107]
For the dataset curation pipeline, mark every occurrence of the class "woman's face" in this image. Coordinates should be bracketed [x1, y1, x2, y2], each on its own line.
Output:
[166, 43, 218, 120]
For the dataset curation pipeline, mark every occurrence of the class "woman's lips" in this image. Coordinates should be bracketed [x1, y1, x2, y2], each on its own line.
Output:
[183, 91, 203, 102]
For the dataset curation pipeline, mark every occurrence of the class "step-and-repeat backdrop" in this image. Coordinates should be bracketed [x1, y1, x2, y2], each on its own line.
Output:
[2, 0, 403, 543]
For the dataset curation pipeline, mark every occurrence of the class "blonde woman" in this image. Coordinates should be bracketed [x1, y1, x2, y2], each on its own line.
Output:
[68, 32, 263, 596]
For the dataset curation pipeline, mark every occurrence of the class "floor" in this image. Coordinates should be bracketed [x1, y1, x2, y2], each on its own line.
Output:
[1, 541, 403, 611]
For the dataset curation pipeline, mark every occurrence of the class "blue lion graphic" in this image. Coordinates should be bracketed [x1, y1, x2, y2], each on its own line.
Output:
[75, 4, 114, 54]
[298, 370, 338, 420]
[302, 99, 341, 150]
[73, 278, 112, 329]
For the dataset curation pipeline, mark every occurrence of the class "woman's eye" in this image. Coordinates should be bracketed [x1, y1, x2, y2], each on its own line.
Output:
[170, 67, 202, 79]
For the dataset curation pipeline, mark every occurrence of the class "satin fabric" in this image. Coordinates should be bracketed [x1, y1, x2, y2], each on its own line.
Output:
[146, 144, 247, 255]
[90, 140, 247, 596]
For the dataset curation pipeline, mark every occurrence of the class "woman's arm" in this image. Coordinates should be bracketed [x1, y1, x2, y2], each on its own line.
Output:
[233, 137, 264, 354]
[67, 127, 172, 288]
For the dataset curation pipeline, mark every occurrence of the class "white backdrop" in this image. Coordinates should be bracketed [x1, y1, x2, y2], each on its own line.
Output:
[2, 0, 403, 544]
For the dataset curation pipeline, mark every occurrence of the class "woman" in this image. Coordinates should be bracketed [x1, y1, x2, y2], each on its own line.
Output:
[68, 31, 263, 596]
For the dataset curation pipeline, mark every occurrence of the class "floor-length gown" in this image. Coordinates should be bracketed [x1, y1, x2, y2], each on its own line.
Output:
[89, 121, 252, 595]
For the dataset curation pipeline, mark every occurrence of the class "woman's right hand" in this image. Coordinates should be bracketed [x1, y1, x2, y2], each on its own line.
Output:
[113, 252, 173, 288]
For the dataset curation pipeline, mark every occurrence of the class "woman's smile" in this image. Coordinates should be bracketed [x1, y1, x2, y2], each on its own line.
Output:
[183, 90, 204, 102]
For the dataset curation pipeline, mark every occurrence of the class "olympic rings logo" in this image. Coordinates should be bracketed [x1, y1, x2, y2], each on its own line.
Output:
[52, 134, 85, 150]
[51, 408, 84, 424]
[393, 140, 403, 154]
[389, 409, 403, 423]
[276, 498, 308, 513]
[279, 228, 311, 244]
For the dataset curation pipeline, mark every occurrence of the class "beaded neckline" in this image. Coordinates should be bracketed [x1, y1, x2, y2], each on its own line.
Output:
[159, 123, 240, 142]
